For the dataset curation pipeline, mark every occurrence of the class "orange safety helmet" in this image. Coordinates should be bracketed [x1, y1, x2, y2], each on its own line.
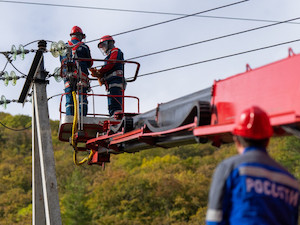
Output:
[232, 106, 273, 139]
[98, 35, 114, 48]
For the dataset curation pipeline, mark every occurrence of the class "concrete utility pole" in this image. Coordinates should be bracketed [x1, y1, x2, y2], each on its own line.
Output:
[19, 40, 62, 225]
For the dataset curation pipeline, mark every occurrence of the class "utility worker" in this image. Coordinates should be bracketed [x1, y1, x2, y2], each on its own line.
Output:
[90, 35, 125, 117]
[61, 26, 92, 116]
[206, 106, 299, 225]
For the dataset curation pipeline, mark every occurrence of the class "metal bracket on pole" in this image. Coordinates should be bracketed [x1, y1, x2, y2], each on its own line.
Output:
[18, 51, 43, 105]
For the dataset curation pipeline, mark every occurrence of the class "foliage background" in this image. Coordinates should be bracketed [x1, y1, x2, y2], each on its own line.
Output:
[0, 112, 299, 224]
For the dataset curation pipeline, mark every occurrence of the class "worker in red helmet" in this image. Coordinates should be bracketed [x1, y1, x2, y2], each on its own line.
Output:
[90, 35, 125, 117]
[60, 26, 92, 116]
[206, 106, 299, 225]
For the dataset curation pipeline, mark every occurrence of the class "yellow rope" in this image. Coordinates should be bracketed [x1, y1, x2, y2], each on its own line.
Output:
[71, 91, 78, 148]
[71, 91, 95, 166]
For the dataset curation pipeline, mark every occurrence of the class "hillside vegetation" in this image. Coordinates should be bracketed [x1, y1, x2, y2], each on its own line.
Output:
[0, 112, 300, 225]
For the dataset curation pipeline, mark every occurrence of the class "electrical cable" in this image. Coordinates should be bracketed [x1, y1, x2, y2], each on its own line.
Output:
[1, 1, 295, 110]
[135, 38, 300, 78]
[23, 39, 53, 47]
[86, 0, 249, 43]
[9, 62, 27, 76]
[2, 1, 248, 49]
[1, 60, 9, 73]
[189, 15, 300, 25]
[89, 38, 300, 87]
[0, 120, 31, 131]
[1, 0, 299, 25]
[128, 16, 300, 60]
[47, 93, 63, 101]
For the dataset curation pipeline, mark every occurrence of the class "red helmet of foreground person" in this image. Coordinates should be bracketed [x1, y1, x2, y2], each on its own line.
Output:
[70, 26, 83, 35]
[98, 35, 114, 48]
[232, 106, 273, 139]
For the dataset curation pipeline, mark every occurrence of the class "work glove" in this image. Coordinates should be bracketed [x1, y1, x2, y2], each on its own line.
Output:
[97, 77, 104, 86]
[89, 68, 102, 78]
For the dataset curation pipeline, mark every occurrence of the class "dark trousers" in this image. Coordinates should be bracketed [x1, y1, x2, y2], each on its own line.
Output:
[107, 87, 123, 116]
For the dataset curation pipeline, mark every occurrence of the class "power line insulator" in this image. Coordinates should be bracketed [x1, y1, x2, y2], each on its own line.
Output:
[11, 45, 17, 61]
[10, 44, 29, 60]
[0, 95, 10, 109]
[10, 71, 17, 86]
[1, 71, 20, 86]
[19, 45, 25, 60]
[50, 41, 68, 58]
[57, 40, 67, 57]
[50, 42, 59, 58]
[3, 71, 9, 86]
[53, 67, 62, 82]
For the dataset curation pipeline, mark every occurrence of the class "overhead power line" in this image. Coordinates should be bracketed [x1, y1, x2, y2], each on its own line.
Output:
[1, 0, 299, 26]
[136, 38, 300, 78]
[23, 39, 53, 47]
[86, 0, 249, 42]
[19, 1, 248, 46]
[0, 0, 212, 15]
[0, 120, 31, 131]
[128, 16, 300, 60]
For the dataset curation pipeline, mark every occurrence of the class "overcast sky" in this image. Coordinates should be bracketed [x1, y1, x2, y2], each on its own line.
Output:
[1, 0, 300, 120]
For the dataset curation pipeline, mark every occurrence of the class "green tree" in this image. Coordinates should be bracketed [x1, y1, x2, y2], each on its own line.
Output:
[61, 169, 92, 225]
[1, 113, 300, 225]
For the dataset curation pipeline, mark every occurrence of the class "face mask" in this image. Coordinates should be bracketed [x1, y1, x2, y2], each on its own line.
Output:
[98, 41, 108, 56]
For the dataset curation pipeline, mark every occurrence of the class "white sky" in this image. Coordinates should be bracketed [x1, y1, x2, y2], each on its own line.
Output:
[1, 0, 300, 120]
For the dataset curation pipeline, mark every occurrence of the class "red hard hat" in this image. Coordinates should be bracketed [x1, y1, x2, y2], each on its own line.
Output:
[232, 106, 273, 139]
[98, 35, 114, 47]
[70, 26, 83, 35]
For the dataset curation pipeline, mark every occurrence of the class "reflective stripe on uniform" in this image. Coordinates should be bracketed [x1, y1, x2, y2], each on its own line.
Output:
[110, 49, 118, 54]
[206, 209, 223, 222]
[108, 83, 125, 89]
[105, 70, 123, 80]
[64, 81, 70, 88]
[239, 166, 299, 190]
